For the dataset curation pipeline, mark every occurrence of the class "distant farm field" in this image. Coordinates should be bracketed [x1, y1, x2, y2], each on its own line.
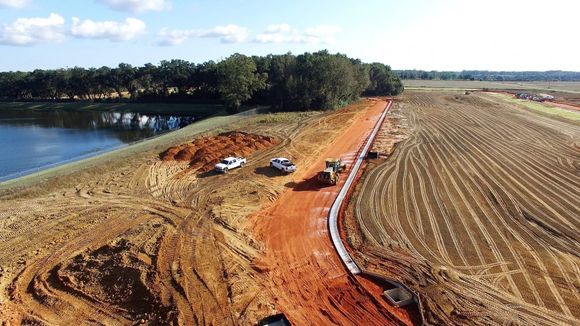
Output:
[403, 79, 580, 94]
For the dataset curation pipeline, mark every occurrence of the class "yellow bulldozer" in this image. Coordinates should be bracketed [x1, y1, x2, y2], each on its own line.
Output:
[317, 158, 347, 185]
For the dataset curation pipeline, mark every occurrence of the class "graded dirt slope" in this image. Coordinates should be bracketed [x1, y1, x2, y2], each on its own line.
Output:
[0, 100, 398, 325]
[347, 91, 580, 325]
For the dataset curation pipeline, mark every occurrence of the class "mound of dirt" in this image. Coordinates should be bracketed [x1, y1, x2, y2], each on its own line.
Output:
[160, 132, 278, 172]
[56, 240, 174, 323]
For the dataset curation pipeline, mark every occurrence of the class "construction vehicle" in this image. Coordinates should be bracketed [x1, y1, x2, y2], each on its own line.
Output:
[317, 158, 346, 185]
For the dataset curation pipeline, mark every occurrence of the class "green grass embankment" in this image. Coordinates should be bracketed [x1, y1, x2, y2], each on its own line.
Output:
[486, 93, 580, 121]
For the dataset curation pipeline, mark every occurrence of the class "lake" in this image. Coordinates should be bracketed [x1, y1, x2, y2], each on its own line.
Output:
[0, 109, 195, 181]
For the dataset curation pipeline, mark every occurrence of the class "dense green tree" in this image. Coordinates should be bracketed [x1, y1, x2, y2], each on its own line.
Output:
[27, 70, 52, 99]
[119, 63, 140, 98]
[157, 59, 195, 95]
[267, 53, 298, 110]
[267, 51, 372, 110]
[136, 63, 158, 95]
[0, 71, 28, 99]
[107, 66, 126, 99]
[0, 50, 409, 112]
[67, 67, 92, 99]
[94, 66, 113, 99]
[193, 61, 219, 99]
[217, 53, 267, 113]
[365, 63, 403, 96]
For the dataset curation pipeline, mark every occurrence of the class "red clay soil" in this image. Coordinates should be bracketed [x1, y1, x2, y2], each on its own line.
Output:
[160, 132, 278, 172]
[252, 100, 413, 325]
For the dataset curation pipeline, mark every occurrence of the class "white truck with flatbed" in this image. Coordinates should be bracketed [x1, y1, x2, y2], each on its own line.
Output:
[269, 157, 297, 173]
[215, 157, 246, 173]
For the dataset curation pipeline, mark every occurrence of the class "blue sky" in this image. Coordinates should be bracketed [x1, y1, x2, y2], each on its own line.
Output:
[0, 0, 578, 71]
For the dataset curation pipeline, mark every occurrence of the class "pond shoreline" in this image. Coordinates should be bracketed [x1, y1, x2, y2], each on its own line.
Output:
[0, 127, 170, 183]
[0, 108, 263, 191]
[0, 101, 229, 183]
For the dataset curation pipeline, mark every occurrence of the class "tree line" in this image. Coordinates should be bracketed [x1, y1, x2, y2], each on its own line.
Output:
[0, 50, 403, 113]
[395, 69, 580, 81]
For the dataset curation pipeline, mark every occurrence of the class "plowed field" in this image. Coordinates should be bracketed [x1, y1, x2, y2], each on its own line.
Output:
[347, 91, 580, 325]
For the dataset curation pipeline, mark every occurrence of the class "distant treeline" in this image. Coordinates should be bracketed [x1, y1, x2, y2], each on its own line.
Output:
[0, 50, 403, 113]
[395, 70, 580, 81]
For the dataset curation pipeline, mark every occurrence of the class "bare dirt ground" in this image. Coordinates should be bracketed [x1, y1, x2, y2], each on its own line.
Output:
[346, 91, 580, 325]
[251, 99, 414, 325]
[0, 99, 407, 325]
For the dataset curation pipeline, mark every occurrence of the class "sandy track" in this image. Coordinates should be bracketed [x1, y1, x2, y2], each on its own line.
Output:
[252, 100, 413, 325]
[348, 92, 580, 325]
[0, 100, 395, 324]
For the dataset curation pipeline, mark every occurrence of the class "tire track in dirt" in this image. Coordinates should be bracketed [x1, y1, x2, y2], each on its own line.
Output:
[427, 111, 577, 312]
[252, 100, 413, 325]
[348, 92, 580, 325]
[0, 101, 389, 324]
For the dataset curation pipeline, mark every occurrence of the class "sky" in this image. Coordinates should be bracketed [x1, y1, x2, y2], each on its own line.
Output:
[0, 0, 578, 71]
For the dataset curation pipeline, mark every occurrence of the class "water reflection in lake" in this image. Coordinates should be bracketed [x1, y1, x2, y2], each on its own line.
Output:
[0, 109, 196, 180]
[90, 112, 194, 133]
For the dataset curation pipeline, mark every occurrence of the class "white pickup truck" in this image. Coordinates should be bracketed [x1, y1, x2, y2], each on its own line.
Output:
[270, 157, 297, 173]
[215, 157, 246, 173]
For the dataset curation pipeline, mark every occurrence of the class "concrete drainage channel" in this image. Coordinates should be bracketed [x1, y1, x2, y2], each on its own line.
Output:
[327, 100, 426, 324]
[327, 100, 392, 274]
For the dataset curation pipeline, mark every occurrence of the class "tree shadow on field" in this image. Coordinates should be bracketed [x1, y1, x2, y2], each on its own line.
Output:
[285, 175, 329, 192]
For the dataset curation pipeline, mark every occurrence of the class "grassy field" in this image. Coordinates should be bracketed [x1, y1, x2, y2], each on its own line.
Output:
[0, 101, 225, 116]
[403, 80, 580, 94]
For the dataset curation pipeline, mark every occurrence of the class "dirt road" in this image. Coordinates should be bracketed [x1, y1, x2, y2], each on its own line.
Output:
[252, 100, 412, 325]
[347, 92, 580, 325]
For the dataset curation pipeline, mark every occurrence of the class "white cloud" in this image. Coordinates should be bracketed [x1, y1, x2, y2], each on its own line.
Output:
[202, 25, 248, 43]
[0, 13, 65, 46]
[71, 17, 146, 41]
[264, 23, 291, 34]
[157, 24, 248, 46]
[157, 28, 189, 46]
[254, 24, 342, 44]
[96, 0, 171, 13]
[0, 0, 28, 8]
